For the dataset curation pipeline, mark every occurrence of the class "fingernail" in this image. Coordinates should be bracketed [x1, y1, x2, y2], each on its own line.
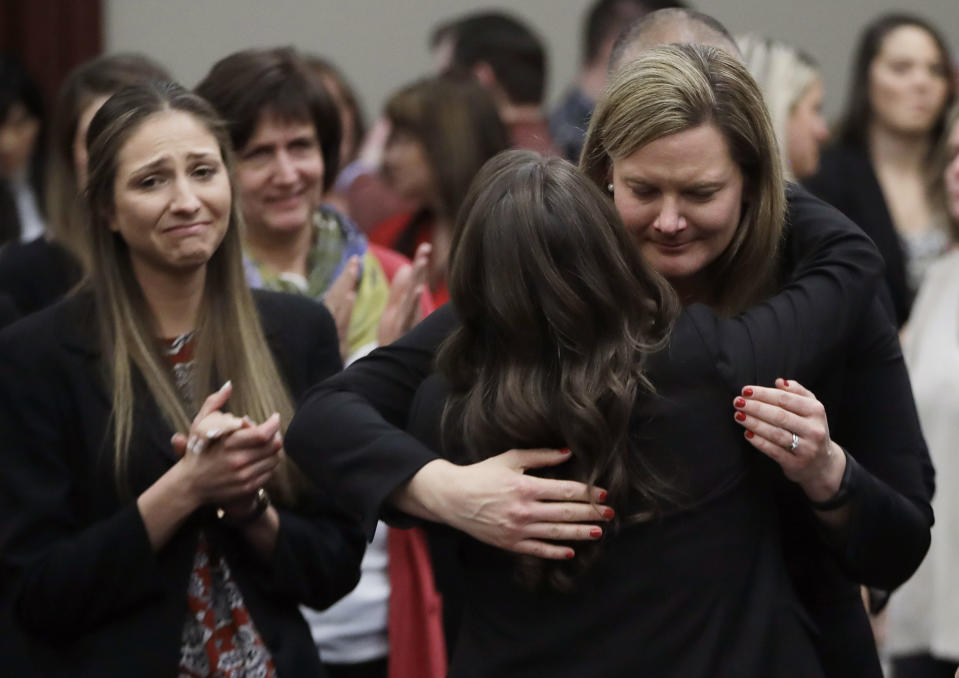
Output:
[205, 428, 221, 439]
[734, 397, 746, 408]
[735, 411, 746, 422]
[602, 508, 615, 519]
[220, 380, 232, 391]
[565, 550, 575, 559]
[745, 431, 754, 439]
[782, 379, 790, 387]
[559, 446, 571, 455]
[598, 490, 608, 502]
[590, 527, 603, 538]
[742, 387, 753, 397]
[243, 415, 255, 425]
[170, 434, 178, 445]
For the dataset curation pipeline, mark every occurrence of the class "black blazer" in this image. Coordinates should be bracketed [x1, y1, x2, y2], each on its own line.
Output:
[0, 289, 364, 678]
[805, 143, 913, 326]
[286, 187, 931, 676]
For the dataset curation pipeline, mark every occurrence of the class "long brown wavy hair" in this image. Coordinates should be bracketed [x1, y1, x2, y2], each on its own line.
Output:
[438, 150, 679, 589]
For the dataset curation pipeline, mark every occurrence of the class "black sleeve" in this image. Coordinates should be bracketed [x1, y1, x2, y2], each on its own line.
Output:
[233, 492, 365, 611]
[285, 304, 459, 536]
[689, 185, 884, 388]
[242, 292, 363, 609]
[822, 299, 933, 589]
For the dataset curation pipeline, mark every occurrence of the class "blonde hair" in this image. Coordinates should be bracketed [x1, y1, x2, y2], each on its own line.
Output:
[581, 43, 786, 315]
[738, 34, 820, 181]
[83, 82, 301, 502]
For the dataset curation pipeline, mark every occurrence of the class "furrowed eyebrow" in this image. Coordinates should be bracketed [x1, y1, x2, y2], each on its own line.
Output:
[186, 151, 219, 161]
[131, 157, 168, 175]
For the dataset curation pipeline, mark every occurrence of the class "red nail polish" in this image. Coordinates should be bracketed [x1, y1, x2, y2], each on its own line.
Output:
[566, 550, 576, 559]
[559, 447, 571, 455]
[735, 411, 746, 422]
[782, 379, 790, 387]
[603, 508, 615, 519]
[745, 431, 754, 439]
[734, 397, 746, 408]
[598, 490, 608, 502]
[742, 387, 754, 397]
[590, 527, 603, 538]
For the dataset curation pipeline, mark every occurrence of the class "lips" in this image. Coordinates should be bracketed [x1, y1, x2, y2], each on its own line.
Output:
[649, 240, 692, 253]
[163, 221, 210, 236]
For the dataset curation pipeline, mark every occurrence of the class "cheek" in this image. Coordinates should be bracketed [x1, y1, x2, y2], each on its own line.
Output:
[697, 196, 742, 240]
[613, 193, 654, 234]
[300, 154, 325, 187]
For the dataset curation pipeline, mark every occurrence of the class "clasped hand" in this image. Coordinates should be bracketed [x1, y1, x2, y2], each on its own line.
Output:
[171, 381, 282, 516]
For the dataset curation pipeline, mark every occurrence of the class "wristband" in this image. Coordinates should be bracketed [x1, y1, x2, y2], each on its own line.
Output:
[808, 450, 854, 511]
[217, 488, 271, 526]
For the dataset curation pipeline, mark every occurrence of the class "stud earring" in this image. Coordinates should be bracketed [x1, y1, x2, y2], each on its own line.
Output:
[607, 183, 614, 194]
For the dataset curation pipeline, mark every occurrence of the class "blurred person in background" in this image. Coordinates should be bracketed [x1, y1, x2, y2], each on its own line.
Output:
[304, 55, 415, 236]
[443, 11, 559, 156]
[549, 0, 685, 162]
[885, 104, 959, 678]
[197, 48, 439, 678]
[739, 34, 829, 181]
[370, 75, 509, 306]
[806, 13, 956, 327]
[0, 54, 45, 246]
[196, 47, 429, 366]
[0, 53, 170, 322]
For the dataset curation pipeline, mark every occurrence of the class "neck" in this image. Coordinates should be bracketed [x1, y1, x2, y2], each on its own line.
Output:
[578, 62, 606, 101]
[246, 219, 313, 278]
[868, 123, 930, 172]
[499, 103, 545, 126]
[132, 259, 207, 338]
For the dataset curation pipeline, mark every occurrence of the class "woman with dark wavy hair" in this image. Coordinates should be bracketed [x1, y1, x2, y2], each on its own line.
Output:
[435, 151, 678, 591]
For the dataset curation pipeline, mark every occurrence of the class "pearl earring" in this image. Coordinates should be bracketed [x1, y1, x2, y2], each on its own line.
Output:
[607, 183, 614, 194]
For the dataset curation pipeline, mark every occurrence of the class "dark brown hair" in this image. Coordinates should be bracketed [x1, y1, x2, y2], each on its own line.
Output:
[835, 13, 956, 150]
[448, 11, 546, 105]
[384, 75, 509, 223]
[303, 54, 366, 167]
[195, 47, 342, 191]
[439, 150, 679, 590]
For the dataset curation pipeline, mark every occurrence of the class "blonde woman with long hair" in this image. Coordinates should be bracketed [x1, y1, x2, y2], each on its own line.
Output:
[0, 81, 363, 678]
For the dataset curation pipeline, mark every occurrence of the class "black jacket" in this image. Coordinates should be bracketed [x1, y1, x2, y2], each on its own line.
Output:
[287, 187, 932, 677]
[0, 289, 364, 678]
[805, 143, 913, 326]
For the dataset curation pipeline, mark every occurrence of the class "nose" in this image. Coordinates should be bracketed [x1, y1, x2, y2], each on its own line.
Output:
[814, 115, 830, 142]
[272, 150, 298, 186]
[171, 175, 201, 214]
[653, 197, 686, 235]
